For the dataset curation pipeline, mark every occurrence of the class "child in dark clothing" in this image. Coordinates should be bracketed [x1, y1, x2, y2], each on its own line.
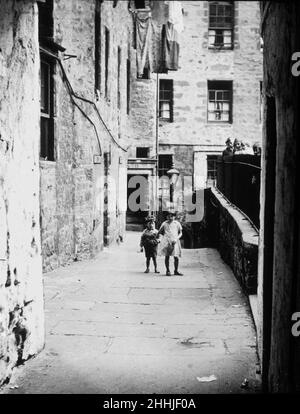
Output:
[140, 217, 160, 274]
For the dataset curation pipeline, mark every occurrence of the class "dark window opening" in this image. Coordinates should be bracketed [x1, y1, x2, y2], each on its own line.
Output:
[40, 57, 55, 161]
[208, 1, 234, 49]
[139, 65, 151, 80]
[136, 147, 149, 158]
[134, 0, 146, 9]
[207, 155, 218, 186]
[208, 80, 232, 123]
[158, 154, 173, 178]
[38, 0, 54, 40]
[105, 27, 110, 99]
[159, 79, 173, 122]
[127, 59, 131, 115]
[95, 0, 101, 92]
[117, 46, 121, 109]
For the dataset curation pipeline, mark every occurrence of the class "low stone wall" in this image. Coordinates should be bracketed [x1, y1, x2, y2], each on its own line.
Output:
[203, 187, 259, 294]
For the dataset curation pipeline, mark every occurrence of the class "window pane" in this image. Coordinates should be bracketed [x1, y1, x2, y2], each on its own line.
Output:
[208, 90, 215, 100]
[210, 4, 216, 15]
[221, 112, 229, 121]
[216, 91, 223, 100]
[41, 62, 49, 113]
[40, 117, 49, 159]
[208, 112, 216, 121]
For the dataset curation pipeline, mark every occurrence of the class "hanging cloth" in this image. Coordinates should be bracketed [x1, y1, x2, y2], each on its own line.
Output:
[136, 11, 153, 77]
[167, 0, 184, 34]
[162, 22, 179, 71]
[161, 1, 183, 72]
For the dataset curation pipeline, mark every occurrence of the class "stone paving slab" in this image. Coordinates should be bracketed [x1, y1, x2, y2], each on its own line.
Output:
[0, 232, 261, 394]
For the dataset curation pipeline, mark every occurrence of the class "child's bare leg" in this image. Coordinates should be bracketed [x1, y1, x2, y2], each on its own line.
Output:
[174, 257, 183, 275]
[174, 257, 179, 272]
[165, 256, 171, 275]
[153, 256, 159, 273]
[144, 257, 150, 273]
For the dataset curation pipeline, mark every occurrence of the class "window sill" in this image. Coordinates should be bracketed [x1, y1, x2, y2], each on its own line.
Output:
[206, 122, 232, 126]
[39, 159, 56, 165]
[208, 47, 233, 51]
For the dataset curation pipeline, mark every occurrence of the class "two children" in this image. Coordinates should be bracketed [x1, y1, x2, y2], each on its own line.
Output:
[140, 212, 183, 276]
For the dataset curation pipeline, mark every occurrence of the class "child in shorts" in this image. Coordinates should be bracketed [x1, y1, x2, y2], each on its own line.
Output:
[140, 216, 160, 274]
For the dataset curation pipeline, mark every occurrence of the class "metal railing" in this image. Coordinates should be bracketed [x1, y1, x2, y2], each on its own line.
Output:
[216, 154, 261, 229]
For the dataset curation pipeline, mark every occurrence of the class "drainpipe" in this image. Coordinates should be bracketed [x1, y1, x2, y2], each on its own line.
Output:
[156, 71, 159, 217]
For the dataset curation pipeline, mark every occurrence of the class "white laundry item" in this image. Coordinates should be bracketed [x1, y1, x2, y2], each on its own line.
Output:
[168, 1, 184, 34]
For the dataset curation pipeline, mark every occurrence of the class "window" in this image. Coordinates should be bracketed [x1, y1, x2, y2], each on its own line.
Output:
[136, 147, 149, 158]
[105, 27, 110, 98]
[117, 47, 121, 109]
[38, 0, 54, 40]
[127, 59, 131, 114]
[208, 1, 234, 49]
[40, 58, 55, 160]
[95, 0, 101, 92]
[207, 155, 218, 186]
[140, 65, 150, 80]
[158, 154, 173, 198]
[134, 0, 146, 9]
[259, 81, 263, 123]
[159, 79, 173, 122]
[207, 80, 232, 123]
[158, 154, 173, 178]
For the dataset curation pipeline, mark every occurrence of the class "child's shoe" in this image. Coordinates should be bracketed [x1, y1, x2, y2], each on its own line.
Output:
[144, 268, 150, 273]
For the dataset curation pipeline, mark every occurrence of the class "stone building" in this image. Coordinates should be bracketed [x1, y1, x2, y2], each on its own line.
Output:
[39, 0, 132, 271]
[125, 0, 262, 228]
[157, 1, 262, 191]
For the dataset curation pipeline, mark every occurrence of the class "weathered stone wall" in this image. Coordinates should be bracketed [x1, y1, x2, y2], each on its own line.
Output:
[258, 1, 300, 393]
[40, 0, 130, 271]
[0, 1, 44, 385]
[204, 188, 258, 294]
[128, 77, 157, 159]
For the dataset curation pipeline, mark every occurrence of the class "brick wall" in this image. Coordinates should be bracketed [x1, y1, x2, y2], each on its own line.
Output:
[0, 1, 44, 385]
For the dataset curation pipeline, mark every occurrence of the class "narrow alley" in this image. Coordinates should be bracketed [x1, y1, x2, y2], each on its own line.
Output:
[1, 233, 260, 394]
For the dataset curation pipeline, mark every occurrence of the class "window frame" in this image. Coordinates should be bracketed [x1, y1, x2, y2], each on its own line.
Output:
[117, 46, 121, 110]
[206, 154, 219, 186]
[208, 1, 234, 50]
[159, 79, 174, 123]
[105, 27, 110, 99]
[40, 54, 55, 161]
[207, 80, 233, 124]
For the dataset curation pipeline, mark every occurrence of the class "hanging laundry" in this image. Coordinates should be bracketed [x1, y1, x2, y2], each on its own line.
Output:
[136, 11, 153, 78]
[167, 0, 184, 34]
[162, 22, 179, 71]
[161, 1, 183, 72]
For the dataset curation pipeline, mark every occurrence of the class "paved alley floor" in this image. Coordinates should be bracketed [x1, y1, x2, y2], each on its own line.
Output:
[1, 232, 261, 394]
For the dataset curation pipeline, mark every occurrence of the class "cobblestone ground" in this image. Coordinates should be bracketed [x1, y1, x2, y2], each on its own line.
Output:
[1, 232, 261, 394]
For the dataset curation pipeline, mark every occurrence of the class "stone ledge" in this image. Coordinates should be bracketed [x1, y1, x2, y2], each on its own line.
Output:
[208, 187, 258, 294]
